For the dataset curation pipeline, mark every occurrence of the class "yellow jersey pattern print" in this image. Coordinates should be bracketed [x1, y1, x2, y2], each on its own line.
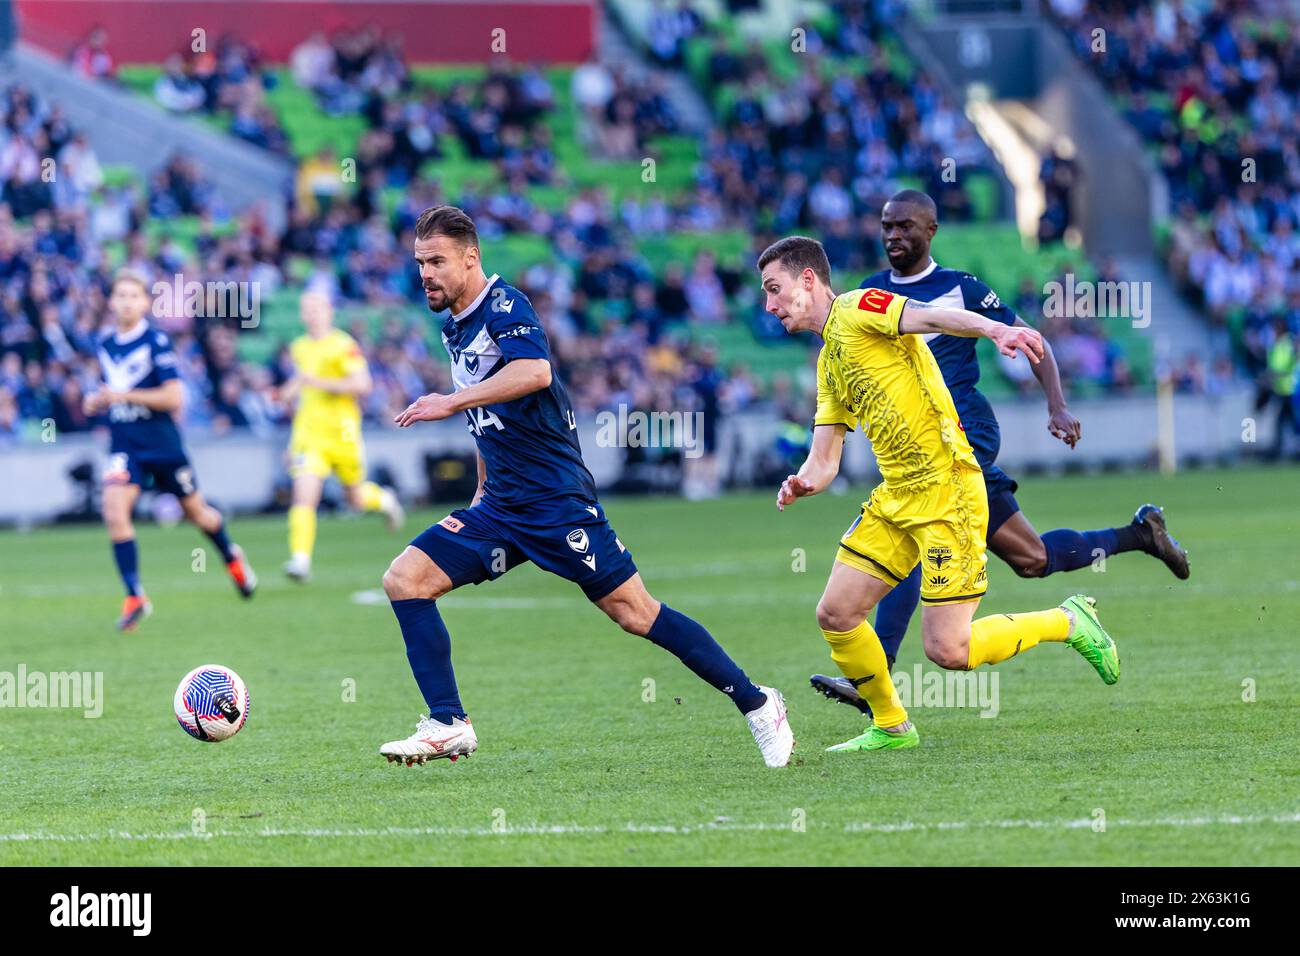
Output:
[815, 287, 979, 491]
[817, 288, 989, 605]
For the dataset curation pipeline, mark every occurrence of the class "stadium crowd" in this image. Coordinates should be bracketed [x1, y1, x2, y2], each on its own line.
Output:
[0, 1, 1240, 449]
[638, 0, 995, 249]
[1054, 0, 1300, 411]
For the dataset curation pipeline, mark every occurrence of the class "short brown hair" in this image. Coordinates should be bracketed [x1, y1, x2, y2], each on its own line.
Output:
[415, 204, 479, 248]
[111, 268, 150, 293]
[756, 236, 831, 287]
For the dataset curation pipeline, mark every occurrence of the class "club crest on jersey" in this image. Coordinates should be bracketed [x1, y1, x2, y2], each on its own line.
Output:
[462, 350, 479, 375]
[566, 529, 590, 554]
[926, 546, 953, 569]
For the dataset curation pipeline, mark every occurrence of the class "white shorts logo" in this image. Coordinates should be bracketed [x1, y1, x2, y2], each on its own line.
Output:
[566, 529, 589, 554]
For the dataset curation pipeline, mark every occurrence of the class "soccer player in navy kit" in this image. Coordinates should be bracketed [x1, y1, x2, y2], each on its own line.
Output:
[86, 270, 256, 631]
[811, 191, 1189, 713]
[378, 206, 794, 767]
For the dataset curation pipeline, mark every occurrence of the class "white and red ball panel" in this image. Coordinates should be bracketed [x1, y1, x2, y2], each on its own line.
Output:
[174, 665, 250, 742]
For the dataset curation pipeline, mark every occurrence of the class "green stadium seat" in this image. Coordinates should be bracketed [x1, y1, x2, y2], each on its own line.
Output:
[966, 171, 1000, 221]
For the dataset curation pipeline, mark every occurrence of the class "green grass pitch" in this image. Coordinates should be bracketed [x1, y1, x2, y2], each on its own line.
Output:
[1, 466, 1297, 865]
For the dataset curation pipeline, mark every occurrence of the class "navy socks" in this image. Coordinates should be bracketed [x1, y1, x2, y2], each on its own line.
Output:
[645, 604, 767, 714]
[390, 598, 466, 725]
[1041, 524, 1147, 575]
[111, 539, 141, 597]
[204, 521, 236, 564]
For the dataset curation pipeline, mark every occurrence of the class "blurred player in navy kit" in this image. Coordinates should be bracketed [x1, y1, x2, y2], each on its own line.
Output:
[87, 270, 256, 631]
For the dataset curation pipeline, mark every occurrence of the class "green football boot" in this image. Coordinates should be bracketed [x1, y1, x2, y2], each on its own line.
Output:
[826, 722, 920, 753]
[1062, 594, 1120, 685]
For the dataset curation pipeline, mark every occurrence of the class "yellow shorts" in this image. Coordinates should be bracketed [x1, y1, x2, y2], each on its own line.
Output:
[836, 464, 989, 605]
[290, 437, 366, 487]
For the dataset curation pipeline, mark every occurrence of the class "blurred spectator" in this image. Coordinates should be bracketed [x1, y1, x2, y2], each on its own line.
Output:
[70, 27, 116, 81]
[154, 54, 206, 113]
[1038, 141, 1079, 243]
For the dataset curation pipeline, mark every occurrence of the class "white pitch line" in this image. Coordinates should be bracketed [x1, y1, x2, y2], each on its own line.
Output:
[843, 811, 1300, 834]
[349, 589, 800, 609]
[3, 812, 1297, 843]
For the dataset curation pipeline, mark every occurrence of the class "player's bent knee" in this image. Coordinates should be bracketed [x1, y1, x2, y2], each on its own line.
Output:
[924, 639, 970, 671]
[815, 600, 861, 634]
[604, 596, 657, 636]
[1009, 535, 1048, 577]
[103, 505, 133, 538]
[382, 551, 450, 601]
[925, 645, 968, 670]
[1013, 551, 1047, 578]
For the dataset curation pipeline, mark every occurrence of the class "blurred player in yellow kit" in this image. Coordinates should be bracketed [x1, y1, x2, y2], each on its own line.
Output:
[281, 291, 404, 581]
[756, 237, 1121, 753]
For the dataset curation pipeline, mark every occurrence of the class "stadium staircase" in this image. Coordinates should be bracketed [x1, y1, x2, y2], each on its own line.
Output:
[899, 6, 1217, 365]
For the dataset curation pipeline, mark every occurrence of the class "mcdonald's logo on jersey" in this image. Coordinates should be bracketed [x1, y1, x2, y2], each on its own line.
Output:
[857, 288, 896, 314]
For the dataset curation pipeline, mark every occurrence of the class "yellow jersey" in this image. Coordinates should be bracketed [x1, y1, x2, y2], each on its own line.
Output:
[290, 329, 366, 446]
[814, 287, 979, 489]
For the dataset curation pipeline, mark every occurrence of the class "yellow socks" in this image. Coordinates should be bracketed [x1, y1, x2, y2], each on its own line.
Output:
[821, 620, 909, 728]
[288, 504, 317, 560]
[967, 608, 1070, 668]
[357, 481, 385, 512]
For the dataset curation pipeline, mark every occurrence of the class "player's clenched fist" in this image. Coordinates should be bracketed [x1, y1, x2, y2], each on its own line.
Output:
[395, 392, 457, 426]
[989, 325, 1044, 363]
[776, 474, 815, 511]
[82, 391, 107, 416]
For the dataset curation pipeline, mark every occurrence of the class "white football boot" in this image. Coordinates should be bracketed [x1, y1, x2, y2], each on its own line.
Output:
[283, 552, 311, 582]
[745, 685, 795, 767]
[380, 715, 478, 766]
[379, 486, 406, 532]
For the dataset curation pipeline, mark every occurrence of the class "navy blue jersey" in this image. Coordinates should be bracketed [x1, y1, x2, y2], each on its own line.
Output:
[440, 274, 596, 509]
[859, 259, 1018, 409]
[96, 321, 186, 460]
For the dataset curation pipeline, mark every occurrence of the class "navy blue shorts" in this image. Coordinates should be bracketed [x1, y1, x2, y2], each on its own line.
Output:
[410, 496, 639, 602]
[104, 451, 199, 498]
[961, 416, 1020, 537]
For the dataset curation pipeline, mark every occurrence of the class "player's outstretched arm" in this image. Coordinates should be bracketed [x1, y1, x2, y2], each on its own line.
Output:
[303, 366, 373, 398]
[97, 378, 184, 414]
[277, 376, 301, 405]
[898, 300, 1044, 364]
[777, 423, 846, 511]
[395, 358, 552, 426]
[1014, 317, 1081, 447]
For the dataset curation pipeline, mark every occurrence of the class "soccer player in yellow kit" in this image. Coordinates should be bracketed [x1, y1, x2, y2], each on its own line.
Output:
[281, 291, 404, 581]
[757, 237, 1120, 753]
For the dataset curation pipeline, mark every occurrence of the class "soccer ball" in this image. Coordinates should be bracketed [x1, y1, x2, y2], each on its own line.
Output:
[174, 665, 250, 742]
